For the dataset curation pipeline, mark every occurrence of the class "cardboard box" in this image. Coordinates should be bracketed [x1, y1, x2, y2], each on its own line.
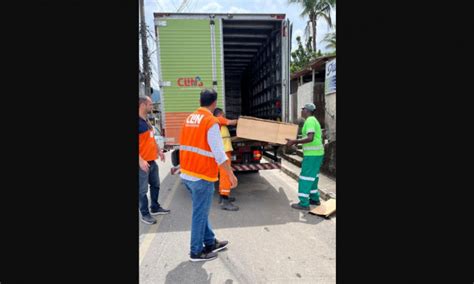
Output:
[309, 199, 336, 217]
[236, 116, 299, 145]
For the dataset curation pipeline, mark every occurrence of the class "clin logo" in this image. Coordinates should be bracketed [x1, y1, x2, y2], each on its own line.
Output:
[177, 76, 204, 87]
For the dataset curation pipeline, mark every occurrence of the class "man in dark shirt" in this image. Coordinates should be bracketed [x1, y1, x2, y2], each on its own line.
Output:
[139, 96, 170, 225]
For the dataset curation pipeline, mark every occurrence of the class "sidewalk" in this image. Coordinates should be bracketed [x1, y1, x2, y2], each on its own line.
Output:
[264, 156, 336, 200]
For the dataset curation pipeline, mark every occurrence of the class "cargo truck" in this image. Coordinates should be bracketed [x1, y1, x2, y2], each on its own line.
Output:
[154, 13, 292, 172]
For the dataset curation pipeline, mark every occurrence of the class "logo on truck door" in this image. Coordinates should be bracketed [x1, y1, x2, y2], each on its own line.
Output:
[177, 76, 204, 87]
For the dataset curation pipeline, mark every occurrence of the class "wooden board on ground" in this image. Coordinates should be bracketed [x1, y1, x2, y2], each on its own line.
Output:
[309, 199, 336, 217]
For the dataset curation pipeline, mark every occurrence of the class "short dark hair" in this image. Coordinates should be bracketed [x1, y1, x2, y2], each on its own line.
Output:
[213, 107, 224, 116]
[200, 89, 217, 107]
[139, 95, 149, 106]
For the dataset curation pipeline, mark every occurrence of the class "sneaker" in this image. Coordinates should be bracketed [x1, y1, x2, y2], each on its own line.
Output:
[291, 203, 310, 210]
[189, 251, 218, 262]
[150, 207, 171, 215]
[140, 214, 157, 225]
[221, 200, 239, 211]
[203, 239, 229, 253]
[309, 199, 321, 206]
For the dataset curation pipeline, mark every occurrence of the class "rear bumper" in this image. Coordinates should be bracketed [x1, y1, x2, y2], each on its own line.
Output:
[231, 162, 281, 171]
[171, 162, 281, 175]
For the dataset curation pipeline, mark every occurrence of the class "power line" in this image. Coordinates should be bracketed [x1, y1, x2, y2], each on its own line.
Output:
[154, 0, 165, 11]
[186, 0, 195, 12]
[146, 28, 156, 41]
[171, 0, 178, 11]
[176, 0, 186, 12]
[190, 0, 200, 12]
[180, 0, 192, 12]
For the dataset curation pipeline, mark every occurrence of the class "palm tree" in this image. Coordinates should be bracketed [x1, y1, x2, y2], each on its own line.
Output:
[322, 26, 336, 50]
[289, 0, 335, 53]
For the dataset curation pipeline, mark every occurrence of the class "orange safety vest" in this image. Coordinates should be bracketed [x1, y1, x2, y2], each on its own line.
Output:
[179, 107, 220, 182]
[139, 118, 158, 162]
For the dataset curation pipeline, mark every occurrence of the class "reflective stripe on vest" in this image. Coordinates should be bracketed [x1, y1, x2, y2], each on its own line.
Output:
[303, 145, 324, 151]
[179, 108, 219, 182]
[179, 145, 214, 158]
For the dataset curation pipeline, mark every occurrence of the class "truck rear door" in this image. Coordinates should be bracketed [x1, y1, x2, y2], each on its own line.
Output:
[155, 15, 225, 146]
[281, 18, 292, 123]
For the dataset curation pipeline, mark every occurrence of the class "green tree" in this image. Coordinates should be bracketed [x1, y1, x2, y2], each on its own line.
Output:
[290, 36, 317, 73]
[322, 26, 336, 51]
[289, 0, 335, 52]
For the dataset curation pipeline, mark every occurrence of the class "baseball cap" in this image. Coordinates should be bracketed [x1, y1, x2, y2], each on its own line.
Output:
[302, 103, 316, 111]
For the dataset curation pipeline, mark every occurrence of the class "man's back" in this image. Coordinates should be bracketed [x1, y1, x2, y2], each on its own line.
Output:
[179, 107, 220, 182]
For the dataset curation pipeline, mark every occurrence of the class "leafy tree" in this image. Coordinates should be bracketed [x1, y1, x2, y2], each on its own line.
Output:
[289, 0, 335, 52]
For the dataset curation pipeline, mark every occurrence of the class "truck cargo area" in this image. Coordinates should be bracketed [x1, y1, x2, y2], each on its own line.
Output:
[154, 13, 289, 173]
[153, 13, 290, 159]
[222, 19, 284, 121]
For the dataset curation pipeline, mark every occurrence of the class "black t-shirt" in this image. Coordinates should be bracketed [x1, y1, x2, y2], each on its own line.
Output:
[139, 117, 151, 135]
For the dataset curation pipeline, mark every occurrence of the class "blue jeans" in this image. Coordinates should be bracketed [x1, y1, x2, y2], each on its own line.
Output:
[139, 161, 161, 217]
[181, 178, 216, 255]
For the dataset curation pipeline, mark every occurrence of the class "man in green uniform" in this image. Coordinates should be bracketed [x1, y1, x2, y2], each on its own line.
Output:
[286, 103, 325, 210]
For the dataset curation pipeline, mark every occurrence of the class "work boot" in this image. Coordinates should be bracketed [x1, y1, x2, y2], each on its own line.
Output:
[219, 196, 235, 204]
[221, 199, 239, 211]
[291, 203, 310, 210]
[309, 199, 321, 206]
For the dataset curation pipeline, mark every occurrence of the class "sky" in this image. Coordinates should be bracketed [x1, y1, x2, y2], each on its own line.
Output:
[141, 0, 336, 90]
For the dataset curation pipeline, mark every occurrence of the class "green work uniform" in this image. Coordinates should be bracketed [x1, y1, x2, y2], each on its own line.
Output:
[298, 116, 324, 206]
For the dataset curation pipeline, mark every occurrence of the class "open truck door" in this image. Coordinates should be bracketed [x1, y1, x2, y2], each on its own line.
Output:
[281, 18, 292, 123]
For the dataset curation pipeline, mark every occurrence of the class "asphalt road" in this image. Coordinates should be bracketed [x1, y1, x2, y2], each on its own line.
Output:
[139, 152, 336, 284]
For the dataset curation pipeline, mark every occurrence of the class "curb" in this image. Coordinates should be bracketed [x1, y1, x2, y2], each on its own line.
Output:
[279, 152, 302, 167]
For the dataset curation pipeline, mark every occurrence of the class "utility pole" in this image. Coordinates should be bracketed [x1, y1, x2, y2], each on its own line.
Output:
[139, 0, 151, 97]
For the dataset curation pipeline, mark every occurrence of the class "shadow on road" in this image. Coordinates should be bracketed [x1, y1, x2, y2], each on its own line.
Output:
[152, 171, 325, 234]
[165, 261, 211, 284]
